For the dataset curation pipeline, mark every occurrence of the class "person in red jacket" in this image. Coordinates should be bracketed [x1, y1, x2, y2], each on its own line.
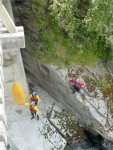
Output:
[29, 91, 40, 105]
[70, 78, 85, 93]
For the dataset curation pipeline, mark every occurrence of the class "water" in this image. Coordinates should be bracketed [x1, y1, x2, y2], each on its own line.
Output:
[65, 140, 100, 150]
[64, 130, 106, 150]
[64, 131, 113, 150]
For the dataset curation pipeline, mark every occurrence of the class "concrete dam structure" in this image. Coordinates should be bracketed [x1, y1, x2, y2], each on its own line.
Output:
[0, 0, 27, 149]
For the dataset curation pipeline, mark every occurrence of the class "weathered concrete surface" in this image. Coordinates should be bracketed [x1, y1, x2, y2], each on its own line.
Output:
[3, 49, 28, 98]
[3, 49, 68, 149]
[3, 49, 28, 149]
[0, 26, 25, 49]
[22, 51, 113, 141]
[0, 30, 7, 149]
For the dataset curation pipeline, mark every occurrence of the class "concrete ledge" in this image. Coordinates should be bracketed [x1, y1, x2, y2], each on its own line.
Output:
[1, 26, 24, 33]
[0, 121, 7, 145]
[0, 31, 25, 49]
[0, 142, 6, 150]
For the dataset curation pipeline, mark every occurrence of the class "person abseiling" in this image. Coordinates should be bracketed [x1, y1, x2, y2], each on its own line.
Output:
[24, 101, 39, 120]
[29, 91, 40, 105]
[70, 78, 85, 93]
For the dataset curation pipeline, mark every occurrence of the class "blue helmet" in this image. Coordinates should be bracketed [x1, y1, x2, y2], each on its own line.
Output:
[32, 91, 37, 95]
[31, 101, 35, 105]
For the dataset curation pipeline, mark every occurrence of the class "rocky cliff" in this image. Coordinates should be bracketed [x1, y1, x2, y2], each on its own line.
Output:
[21, 50, 113, 141]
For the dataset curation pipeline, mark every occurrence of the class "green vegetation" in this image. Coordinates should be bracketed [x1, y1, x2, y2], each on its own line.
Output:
[30, 0, 113, 66]
[101, 74, 113, 114]
[36, 17, 99, 66]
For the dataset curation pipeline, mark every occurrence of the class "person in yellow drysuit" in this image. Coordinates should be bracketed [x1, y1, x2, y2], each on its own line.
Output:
[24, 101, 39, 120]
[29, 91, 40, 105]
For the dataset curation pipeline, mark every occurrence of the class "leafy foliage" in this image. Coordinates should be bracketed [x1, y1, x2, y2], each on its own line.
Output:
[84, 0, 113, 55]
[49, 0, 91, 37]
[21, 0, 113, 65]
[85, 0, 113, 36]
[49, 0, 84, 38]
[26, 0, 98, 66]
[49, 0, 113, 62]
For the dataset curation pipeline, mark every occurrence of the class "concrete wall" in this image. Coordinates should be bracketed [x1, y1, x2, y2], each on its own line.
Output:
[0, 42, 7, 150]
[0, 0, 27, 149]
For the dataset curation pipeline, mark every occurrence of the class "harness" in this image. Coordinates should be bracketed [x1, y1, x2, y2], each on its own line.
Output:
[31, 97, 38, 101]
[73, 83, 81, 88]
[30, 105, 35, 112]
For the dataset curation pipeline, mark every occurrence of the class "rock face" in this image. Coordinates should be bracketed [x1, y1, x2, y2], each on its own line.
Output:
[21, 51, 113, 141]
[12, 0, 43, 52]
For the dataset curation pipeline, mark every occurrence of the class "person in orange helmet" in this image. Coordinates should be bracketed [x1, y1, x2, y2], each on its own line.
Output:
[29, 91, 40, 105]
